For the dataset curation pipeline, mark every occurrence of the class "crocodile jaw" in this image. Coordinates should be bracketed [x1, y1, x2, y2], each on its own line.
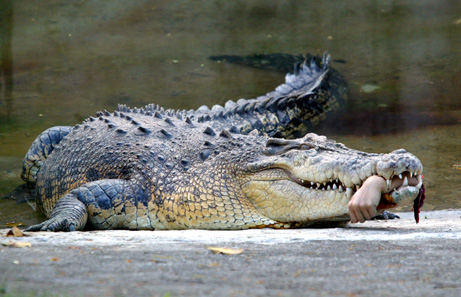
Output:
[242, 133, 423, 224]
[241, 178, 352, 223]
[241, 174, 423, 224]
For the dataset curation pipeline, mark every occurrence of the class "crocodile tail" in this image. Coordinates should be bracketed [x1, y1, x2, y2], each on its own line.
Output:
[200, 53, 348, 138]
[122, 53, 347, 139]
[21, 126, 73, 183]
[266, 52, 348, 137]
[267, 53, 330, 101]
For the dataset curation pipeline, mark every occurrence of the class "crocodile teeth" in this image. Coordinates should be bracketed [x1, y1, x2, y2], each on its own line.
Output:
[317, 183, 321, 188]
[332, 184, 337, 190]
[386, 179, 391, 191]
[346, 188, 353, 198]
[327, 185, 331, 190]
[339, 185, 344, 192]
[402, 176, 408, 187]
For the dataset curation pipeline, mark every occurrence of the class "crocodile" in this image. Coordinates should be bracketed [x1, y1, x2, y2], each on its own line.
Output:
[20, 54, 424, 231]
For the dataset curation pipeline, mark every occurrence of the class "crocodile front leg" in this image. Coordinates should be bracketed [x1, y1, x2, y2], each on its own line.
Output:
[26, 179, 151, 231]
[26, 194, 88, 231]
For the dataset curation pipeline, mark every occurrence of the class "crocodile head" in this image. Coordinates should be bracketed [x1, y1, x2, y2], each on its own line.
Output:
[241, 133, 423, 226]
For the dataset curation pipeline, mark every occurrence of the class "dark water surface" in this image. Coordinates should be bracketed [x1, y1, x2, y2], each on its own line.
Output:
[0, 0, 460, 226]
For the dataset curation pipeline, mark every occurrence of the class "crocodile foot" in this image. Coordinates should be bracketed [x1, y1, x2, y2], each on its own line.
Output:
[372, 211, 400, 220]
[26, 217, 80, 232]
[25, 194, 88, 232]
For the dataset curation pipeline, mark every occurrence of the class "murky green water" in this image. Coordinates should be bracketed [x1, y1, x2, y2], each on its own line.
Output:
[0, 0, 460, 226]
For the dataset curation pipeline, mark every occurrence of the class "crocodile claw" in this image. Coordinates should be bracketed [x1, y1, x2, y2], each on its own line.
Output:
[26, 217, 77, 232]
[372, 211, 400, 220]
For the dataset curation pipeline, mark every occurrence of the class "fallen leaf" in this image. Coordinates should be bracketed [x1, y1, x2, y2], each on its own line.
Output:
[50, 257, 60, 262]
[6, 222, 25, 228]
[451, 164, 461, 170]
[67, 246, 82, 250]
[2, 241, 32, 248]
[6, 227, 24, 237]
[207, 247, 244, 255]
[14, 242, 31, 248]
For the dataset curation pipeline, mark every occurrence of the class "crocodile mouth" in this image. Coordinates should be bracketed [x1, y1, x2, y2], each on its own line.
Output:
[243, 166, 424, 224]
[291, 171, 422, 194]
[290, 171, 424, 214]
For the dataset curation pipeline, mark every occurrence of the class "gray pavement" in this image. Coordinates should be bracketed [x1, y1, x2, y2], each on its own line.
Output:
[1, 210, 460, 297]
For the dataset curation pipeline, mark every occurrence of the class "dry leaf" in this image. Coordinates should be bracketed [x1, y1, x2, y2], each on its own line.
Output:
[50, 257, 60, 262]
[207, 247, 244, 255]
[451, 164, 461, 170]
[2, 241, 32, 248]
[67, 246, 82, 250]
[6, 222, 25, 228]
[12, 241, 31, 248]
[6, 227, 24, 237]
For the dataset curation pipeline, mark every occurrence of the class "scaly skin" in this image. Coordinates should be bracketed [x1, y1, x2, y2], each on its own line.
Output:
[21, 53, 423, 231]
[25, 118, 423, 231]
[22, 53, 344, 184]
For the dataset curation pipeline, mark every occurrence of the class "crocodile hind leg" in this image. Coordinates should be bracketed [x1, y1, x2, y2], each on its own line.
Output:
[21, 126, 73, 183]
[26, 179, 150, 232]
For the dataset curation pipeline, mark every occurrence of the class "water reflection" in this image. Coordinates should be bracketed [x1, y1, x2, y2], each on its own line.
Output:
[0, 0, 14, 120]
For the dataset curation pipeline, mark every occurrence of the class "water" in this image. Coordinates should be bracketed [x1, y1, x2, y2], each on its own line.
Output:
[0, 0, 460, 226]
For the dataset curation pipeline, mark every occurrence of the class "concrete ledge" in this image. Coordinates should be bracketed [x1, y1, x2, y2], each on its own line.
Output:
[1, 210, 460, 297]
[1, 210, 460, 246]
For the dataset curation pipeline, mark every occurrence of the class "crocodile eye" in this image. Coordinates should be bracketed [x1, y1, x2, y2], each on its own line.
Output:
[264, 138, 315, 155]
[299, 143, 316, 150]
